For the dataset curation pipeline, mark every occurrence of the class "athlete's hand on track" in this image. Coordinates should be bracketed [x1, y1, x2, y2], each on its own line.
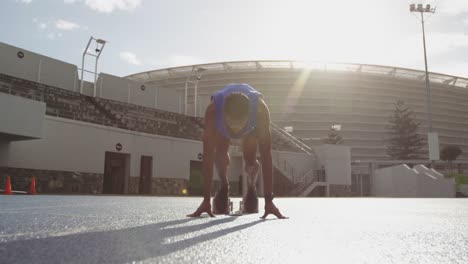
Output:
[261, 201, 288, 219]
[187, 200, 215, 217]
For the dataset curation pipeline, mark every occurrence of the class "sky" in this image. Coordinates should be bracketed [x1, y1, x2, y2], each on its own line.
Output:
[1, 0, 468, 79]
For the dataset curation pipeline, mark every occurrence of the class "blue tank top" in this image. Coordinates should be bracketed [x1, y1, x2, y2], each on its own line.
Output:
[211, 84, 262, 139]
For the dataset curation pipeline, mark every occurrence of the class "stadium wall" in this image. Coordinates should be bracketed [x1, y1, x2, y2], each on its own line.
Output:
[96, 73, 179, 111]
[0, 42, 180, 113]
[0, 43, 315, 196]
[0, 92, 46, 139]
[315, 144, 352, 185]
[132, 63, 468, 162]
[0, 42, 79, 92]
[0, 141, 9, 166]
[2, 116, 203, 194]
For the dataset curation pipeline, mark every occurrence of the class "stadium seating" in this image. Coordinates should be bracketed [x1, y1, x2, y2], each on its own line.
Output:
[1, 72, 305, 152]
[0, 73, 203, 141]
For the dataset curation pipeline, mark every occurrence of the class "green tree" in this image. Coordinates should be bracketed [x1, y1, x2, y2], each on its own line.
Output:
[440, 145, 462, 162]
[386, 100, 425, 160]
[440, 145, 462, 172]
[322, 127, 343, 144]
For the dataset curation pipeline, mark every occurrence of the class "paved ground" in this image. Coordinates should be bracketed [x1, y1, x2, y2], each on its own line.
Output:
[1, 196, 467, 264]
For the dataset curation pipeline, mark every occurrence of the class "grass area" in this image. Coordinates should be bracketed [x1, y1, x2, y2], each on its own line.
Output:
[446, 174, 468, 188]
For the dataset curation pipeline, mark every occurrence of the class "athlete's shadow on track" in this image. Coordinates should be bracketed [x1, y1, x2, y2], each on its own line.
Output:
[1, 216, 263, 263]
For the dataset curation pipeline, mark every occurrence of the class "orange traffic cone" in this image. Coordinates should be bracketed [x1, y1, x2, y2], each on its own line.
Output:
[28, 177, 37, 195]
[4, 175, 12, 195]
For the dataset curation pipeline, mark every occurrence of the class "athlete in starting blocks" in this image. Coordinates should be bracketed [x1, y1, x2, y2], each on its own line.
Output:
[187, 83, 287, 219]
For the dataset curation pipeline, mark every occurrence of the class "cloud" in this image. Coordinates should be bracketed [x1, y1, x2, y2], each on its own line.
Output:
[55, 19, 80, 31]
[32, 18, 47, 30]
[378, 29, 468, 75]
[17, 0, 33, 4]
[436, 0, 468, 15]
[395, 32, 468, 59]
[64, 0, 142, 13]
[426, 32, 468, 55]
[119, 52, 142, 66]
[33, 18, 81, 40]
[47, 32, 56, 40]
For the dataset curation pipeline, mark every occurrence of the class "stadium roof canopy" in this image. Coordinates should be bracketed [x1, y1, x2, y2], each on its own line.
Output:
[126, 60, 468, 89]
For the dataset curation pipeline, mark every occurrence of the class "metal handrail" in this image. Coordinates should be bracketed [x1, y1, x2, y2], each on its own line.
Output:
[270, 122, 318, 159]
[269, 122, 324, 193]
[269, 123, 320, 186]
[290, 170, 317, 195]
[271, 150, 303, 183]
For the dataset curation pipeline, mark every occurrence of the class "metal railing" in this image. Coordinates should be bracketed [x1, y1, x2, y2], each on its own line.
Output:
[290, 171, 317, 195]
[268, 122, 332, 196]
[270, 122, 317, 159]
[271, 150, 309, 184]
[269, 123, 321, 191]
[290, 168, 327, 196]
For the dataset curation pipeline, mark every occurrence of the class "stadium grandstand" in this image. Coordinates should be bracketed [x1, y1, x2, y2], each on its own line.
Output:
[1, 41, 467, 198]
[127, 60, 468, 162]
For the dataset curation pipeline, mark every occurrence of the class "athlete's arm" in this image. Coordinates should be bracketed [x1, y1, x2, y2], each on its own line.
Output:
[187, 102, 216, 217]
[201, 103, 216, 201]
[256, 98, 287, 219]
[256, 99, 273, 195]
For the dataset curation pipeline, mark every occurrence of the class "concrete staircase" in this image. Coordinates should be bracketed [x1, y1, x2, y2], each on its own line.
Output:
[270, 123, 328, 196]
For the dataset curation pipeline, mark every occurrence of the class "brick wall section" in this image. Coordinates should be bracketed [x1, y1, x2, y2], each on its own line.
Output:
[152, 178, 188, 196]
[0, 167, 103, 194]
[0, 167, 190, 196]
[93, 97, 203, 140]
[128, 177, 140, 194]
[127, 177, 189, 196]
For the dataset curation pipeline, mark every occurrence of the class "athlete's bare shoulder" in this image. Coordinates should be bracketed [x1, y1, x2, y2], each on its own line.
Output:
[257, 97, 270, 121]
[205, 101, 215, 118]
[203, 101, 216, 134]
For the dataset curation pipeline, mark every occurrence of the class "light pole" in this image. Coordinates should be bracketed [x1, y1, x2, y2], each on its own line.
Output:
[410, 3, 439, 162]
[184, 67, 207, 116]
[410, 3, 435, 132]
[80, 36, 107, 96]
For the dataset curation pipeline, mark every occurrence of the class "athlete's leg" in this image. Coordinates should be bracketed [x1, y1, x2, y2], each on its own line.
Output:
[241, 133, 260, 213]
[214, 135, 231, 186]
[212, 135, 231, 214]
[242, 133, 260, 189]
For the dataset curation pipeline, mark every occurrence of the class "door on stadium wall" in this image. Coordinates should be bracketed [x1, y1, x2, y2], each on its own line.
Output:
[189, 160, 203, 196]
[139, 156, 153, 195]
[103, 152, 128, 194]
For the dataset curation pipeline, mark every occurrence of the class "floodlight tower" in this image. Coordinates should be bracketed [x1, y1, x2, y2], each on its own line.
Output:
[80, 36, 107, 96]
[410, 3, 435, 132]
[410, 3, 439, 161]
